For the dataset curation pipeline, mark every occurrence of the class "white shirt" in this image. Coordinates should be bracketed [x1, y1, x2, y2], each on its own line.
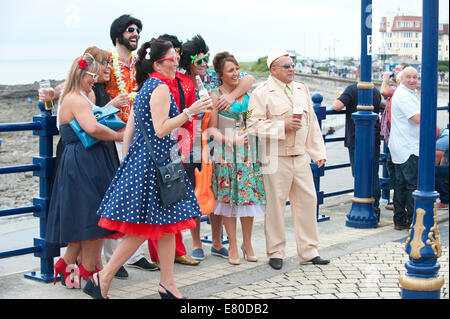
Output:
[389, 83, 420, 164]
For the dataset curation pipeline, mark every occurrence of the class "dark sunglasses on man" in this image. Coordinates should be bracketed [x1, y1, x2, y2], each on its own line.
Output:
[126, 27, 141, 34]
[278, 63, 296, 69]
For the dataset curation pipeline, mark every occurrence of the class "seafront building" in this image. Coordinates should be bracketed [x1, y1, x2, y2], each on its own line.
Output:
[378, 12, 449, 62]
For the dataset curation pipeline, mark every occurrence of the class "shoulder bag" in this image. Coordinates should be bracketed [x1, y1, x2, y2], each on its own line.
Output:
[70, 103, 126, 149]
[134, 107, 187, 209]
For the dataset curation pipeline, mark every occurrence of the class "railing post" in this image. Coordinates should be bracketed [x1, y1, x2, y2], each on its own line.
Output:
[399, 0, 444, 299]
[24, 101, 59, 283]
[346, 0, 378, 228]
[311, 93, 329, 222]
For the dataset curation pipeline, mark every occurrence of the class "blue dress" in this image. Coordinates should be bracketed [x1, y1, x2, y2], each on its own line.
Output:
[97, 77, 202, 240]
[46, 124, 119, 244]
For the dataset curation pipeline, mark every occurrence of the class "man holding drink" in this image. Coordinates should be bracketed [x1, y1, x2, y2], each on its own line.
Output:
[247, 48, 328, 270]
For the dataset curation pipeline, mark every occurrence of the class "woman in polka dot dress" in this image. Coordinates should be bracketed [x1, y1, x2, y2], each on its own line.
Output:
[83, 39, 212, 299]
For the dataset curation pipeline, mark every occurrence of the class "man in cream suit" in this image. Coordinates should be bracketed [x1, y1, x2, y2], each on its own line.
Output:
[247, 49, 329, 270]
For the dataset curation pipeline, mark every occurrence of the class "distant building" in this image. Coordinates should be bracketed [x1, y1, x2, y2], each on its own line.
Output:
[378, 13, 449, 62]
[439, 23, 449, 61]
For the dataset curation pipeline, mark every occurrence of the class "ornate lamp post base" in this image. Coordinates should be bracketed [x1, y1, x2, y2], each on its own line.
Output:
[400, 274, 444, 299]
[346, 200, 378, 228]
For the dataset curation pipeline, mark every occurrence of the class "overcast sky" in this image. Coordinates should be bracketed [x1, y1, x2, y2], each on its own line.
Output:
[0, 0, 448, 63]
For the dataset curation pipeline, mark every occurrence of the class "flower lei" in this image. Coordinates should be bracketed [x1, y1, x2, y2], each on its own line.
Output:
[110, 47, 138, 100]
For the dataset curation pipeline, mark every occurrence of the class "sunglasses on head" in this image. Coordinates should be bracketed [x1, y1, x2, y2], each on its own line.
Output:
[125, 26, 141, 34]
[190, 53, 210, 66]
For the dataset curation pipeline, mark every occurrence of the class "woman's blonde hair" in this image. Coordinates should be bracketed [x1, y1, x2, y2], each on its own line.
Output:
[60, 53, 100, 103]
[84, 46, 110, 63]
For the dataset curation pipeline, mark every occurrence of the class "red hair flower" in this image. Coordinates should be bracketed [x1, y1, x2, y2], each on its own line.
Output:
[78, 59, 88, 69]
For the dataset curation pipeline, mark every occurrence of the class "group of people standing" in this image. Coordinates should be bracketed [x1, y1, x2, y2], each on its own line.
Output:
[333, 61, 448, 231]
[41, 14, 330, 299]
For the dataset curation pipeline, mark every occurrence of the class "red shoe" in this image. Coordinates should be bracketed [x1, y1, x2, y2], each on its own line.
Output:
[54, 258, 79, 288]
[54, 258, 67, 285]
[78, 264, 97, 285]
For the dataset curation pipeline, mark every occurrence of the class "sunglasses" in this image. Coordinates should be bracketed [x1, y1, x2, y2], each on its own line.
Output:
[125, 26, 141, 34]
[275, 63, 296, 69]
[100, 60, 113, 66]
[85, 71, 99, 81]
[190, 53, 210, 66]
[156, 56, 179, 63]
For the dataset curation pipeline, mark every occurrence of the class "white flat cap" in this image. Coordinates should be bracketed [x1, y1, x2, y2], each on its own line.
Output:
[267, 48, 289, 68]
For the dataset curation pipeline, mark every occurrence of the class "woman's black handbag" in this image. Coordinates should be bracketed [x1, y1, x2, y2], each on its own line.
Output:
[134, 107, 187, 209]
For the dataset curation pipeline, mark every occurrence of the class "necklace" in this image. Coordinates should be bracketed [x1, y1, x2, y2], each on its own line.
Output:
[110, 47, 138, 100]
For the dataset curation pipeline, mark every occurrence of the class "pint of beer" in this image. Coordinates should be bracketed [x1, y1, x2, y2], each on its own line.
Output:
[39, 80, 54, 111]
[293, 106, 302, 120]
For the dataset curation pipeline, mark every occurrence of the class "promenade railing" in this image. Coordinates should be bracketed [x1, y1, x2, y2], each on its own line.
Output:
[0, 97, 447, 281]
[0, 101, 59, 283]
[311, 94, 449, 223]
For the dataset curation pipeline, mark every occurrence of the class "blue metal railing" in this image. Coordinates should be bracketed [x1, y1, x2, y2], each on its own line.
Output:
[1, 96, 447, 278]
[0, 101, 59, 283]
[311, 93, 449, 220]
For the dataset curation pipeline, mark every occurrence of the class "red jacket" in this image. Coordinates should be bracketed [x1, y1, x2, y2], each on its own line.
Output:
[150, 71, 198, 158]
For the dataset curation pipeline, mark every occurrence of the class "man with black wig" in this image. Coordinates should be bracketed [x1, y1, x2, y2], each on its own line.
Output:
[103, 14, 158, 277]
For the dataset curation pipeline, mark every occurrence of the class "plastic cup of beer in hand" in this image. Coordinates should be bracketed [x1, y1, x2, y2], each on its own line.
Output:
[293, 107, 302, 120]
[39, 80, 54, 111]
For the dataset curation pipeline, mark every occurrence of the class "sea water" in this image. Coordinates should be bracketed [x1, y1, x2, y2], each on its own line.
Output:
[0, 59, 72, 85]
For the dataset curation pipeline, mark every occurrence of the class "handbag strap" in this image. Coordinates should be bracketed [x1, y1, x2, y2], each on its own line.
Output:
[134, 106, 178, 166]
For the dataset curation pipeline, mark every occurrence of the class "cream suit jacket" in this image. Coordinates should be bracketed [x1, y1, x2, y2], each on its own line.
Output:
[247, 75, 326, 161]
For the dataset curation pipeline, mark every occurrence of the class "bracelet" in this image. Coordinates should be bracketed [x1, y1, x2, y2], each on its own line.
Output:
[183, 108, 193, 121]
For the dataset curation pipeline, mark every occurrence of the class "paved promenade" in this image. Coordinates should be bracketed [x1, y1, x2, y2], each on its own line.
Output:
[0, 194, 448, 301]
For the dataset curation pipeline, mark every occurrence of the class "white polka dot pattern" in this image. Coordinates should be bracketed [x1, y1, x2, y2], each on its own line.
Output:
[96, 78, 201, 226]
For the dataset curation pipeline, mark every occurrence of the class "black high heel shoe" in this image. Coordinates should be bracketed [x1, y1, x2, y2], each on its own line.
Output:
[158, 283, 188, 299]
[83, 273, 108, 299]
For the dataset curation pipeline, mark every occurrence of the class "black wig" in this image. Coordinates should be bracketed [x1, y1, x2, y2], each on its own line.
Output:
[157, 34, 183, 52]
[179, 35, 209, 73]
[110, 14, 143, 46]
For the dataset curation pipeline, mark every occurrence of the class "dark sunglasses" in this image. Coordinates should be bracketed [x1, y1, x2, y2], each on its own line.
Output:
[277, 63, 296, 69]
[126, 27, 141, 34]
[100, 60, 113, 66]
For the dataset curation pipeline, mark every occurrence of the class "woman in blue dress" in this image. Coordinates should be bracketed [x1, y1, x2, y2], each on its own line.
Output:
[83, 39, 211, 299]
[46, 53, 123, 288]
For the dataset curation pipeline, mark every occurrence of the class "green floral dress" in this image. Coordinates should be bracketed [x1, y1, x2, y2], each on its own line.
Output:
[211, 92, 266, 218]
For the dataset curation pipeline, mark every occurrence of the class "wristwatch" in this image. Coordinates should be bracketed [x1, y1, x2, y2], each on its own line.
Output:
[183, 108, 193, 121]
